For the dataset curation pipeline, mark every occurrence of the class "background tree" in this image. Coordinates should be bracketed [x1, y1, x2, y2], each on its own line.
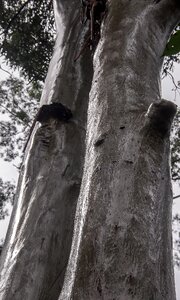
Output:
[0, 0, 55, 82]
[0, 77, 42, 161]
[172, 109, 180, 182]
[0, 178, 14, 220]
[0, 0, 55, 220]
[0, 76, 42, 220]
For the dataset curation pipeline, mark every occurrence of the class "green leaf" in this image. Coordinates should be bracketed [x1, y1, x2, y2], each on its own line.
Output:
[16, 110, 29, 122]
[163, 30, 180, 56]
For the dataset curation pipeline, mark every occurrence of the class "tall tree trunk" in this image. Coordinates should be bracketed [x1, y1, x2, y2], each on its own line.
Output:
[59, 1, 180, 299]
[0, 0, 179, 300]
[0, 1, 93, 299]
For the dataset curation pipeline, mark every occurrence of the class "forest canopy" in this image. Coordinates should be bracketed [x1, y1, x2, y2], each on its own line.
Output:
[0, 1, 179, 81]
[0, 0, 55, 82]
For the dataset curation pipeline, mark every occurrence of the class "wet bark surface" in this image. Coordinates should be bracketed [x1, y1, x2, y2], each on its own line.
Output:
[59, 1, 180, 299]
[0, 0, 180, 299]
[0, 1, 93, 299]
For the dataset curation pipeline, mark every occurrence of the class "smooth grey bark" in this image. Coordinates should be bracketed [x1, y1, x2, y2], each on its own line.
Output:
[59, 1, 180, 299]
[0, 1, 93, 299]
[0, 0, 179, 300]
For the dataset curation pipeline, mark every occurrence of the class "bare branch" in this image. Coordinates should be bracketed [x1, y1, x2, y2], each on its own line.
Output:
[173, 194, 180, 200]
[0, 103, 30, 127]
[167, 70, 180, 91]
[0, 65, 12, 76]
[172, 176, 180, 181]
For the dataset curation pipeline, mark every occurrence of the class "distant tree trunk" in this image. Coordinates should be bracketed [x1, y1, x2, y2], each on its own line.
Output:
[0, 1, 93, 299]
[0, 0, 180, 300]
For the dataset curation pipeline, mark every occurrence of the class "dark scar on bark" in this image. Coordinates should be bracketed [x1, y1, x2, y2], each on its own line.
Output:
[23, 102, 73, 152]
[94, 138, 105, 147]
[74, 0, 107, 61]
[94, 133, 107, 147]
[145, 100, 177, 136]
[124, 160, 133, 164]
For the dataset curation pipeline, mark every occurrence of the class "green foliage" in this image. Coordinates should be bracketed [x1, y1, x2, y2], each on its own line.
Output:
[0, 178, 15, 220]
[0, 75, 41, 219]
[0, 0, 55, 82]
[164, 30, 180, 56]
[162, 24, 180, 76]
[173, 214, 180, 267]
[0, 1, 179, 81]
[0, 76, 42, 161]
[171, 109, 180, 182]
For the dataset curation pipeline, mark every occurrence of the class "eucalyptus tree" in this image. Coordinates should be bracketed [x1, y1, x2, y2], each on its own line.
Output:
[0, 0, 180, 300]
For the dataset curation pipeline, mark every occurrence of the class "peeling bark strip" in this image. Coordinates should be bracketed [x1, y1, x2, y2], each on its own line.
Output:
[59, 0, 180, 299]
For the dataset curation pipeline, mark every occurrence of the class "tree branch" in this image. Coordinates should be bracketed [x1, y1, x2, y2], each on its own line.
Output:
[0, 103, 30, 126]
[172, 176, 180, 181]
[173, 194, 180, 200]
[0, 122, 9, 130]
[0, 65, 12, 76]
[166, 70, 180, 96]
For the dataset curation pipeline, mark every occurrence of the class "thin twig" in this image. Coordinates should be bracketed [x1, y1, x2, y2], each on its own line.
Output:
[0, 65, 12, 76]
[13, 164, 21, 170]
[173, 195, 180, 200]
[167, 71, 180, 90]
[172, 176, 180, 181]
[0, 122, 10, 130]
[166, 70, 180, 101]
[0, 103, 30, 126]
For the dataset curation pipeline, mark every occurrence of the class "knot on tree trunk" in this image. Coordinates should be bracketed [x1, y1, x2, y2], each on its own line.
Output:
[145, 99, 177, 136]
